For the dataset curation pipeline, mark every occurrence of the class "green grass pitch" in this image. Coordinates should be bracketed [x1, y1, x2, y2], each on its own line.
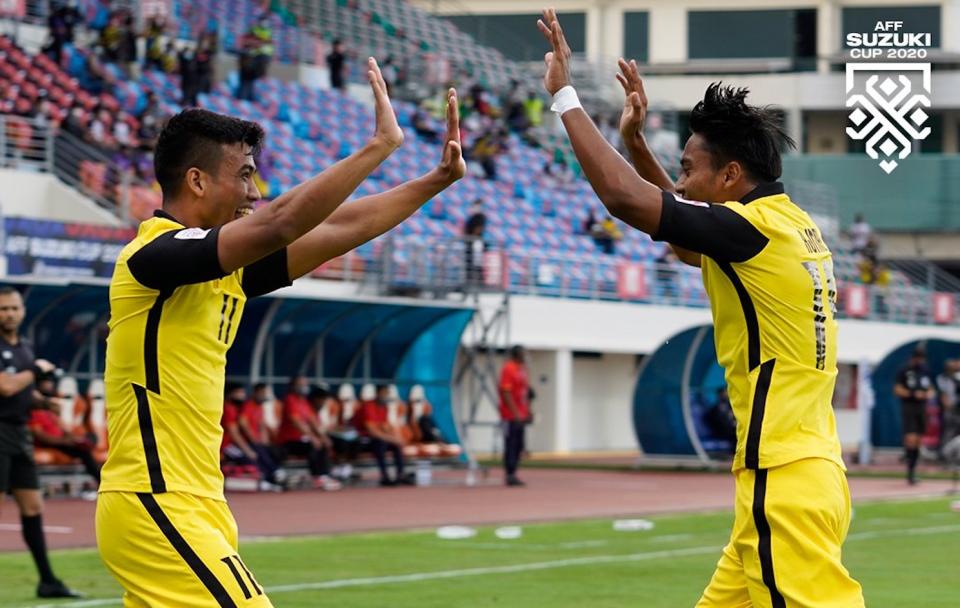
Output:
[1, 497, 957, 607]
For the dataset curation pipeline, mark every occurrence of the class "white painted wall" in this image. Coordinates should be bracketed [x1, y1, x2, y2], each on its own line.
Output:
[569, 353, 639, 451]
[0, 170, 123, 226]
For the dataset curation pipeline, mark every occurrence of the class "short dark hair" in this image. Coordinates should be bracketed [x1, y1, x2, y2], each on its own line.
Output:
[154, 109, 264, 201]
[253, 382, 267, 392]
[0, 286, 20, 297]
[688, 83, 795, 183]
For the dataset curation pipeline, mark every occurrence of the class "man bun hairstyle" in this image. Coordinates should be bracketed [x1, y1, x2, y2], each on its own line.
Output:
[689, 83, 796, 183]
[154, 108, 265, 201]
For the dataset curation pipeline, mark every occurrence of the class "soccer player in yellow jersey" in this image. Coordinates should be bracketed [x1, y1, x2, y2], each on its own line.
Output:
[538, 10, 864, 607]
[96, 60, 465, 607]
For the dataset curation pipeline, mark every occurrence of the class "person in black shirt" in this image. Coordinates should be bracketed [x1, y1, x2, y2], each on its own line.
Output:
[327, 39, 347, 91]
[0, 287, 81, 598]
[894, 346, 936, 485]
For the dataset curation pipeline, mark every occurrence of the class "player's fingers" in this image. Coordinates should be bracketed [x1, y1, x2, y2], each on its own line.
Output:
[536, 19, 553, 44]
[544, 51, 554, 67]
[446, 88, 460, 144]
[615, 72, 630, 96]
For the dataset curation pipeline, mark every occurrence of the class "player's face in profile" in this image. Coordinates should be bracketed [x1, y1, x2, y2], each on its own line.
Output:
[208, 143, 261, 225]
[0, 292, 25, 334]
[675, 134, 726, 204]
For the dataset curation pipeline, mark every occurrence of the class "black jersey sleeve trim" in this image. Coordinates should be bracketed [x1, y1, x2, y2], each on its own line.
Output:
[752, 469, 787, 608]
[241, 247, 291, 298]
[653, 191, 769, 263]
[137, 493, 238, 608]
[143, 288, 172, 394]
[127, 226, 228, 291]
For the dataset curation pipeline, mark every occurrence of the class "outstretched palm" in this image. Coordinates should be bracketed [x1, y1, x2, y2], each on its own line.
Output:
[436, 88, 466, 184]
[367, 57, 404, 150]
[537, 8, 572, 96]
[616, 58, 648, 148]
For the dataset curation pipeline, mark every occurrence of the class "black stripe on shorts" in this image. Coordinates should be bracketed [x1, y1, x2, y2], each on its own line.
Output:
[752, 469, 786, 608]
[137, 493, 238, 608]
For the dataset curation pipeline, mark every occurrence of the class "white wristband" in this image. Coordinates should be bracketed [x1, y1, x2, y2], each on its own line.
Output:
[550, 86, 582, 115]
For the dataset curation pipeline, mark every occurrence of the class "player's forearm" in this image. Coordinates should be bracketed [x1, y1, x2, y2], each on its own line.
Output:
[285, 169, 454, 279]
[218, 140, 396, 273]
[560, 108, 662, 234]
[0, 371, 35, 397]
[625, 136, 676, 192]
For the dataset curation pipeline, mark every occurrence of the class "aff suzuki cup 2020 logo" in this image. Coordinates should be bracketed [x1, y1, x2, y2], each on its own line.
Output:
[846, 21, 932, 174]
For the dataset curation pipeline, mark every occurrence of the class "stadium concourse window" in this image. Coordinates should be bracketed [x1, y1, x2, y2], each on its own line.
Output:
[842, 5, 941, 49]
[622, 11, 649, 64]
[687, 9, 817, 71]
[447, 12, 586, 62]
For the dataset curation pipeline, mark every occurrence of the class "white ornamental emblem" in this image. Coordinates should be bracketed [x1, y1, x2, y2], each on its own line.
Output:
[845, 63, 931, 174]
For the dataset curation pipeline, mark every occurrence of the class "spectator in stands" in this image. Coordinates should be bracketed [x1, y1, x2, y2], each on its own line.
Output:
[706, 387, 737, 446]
[594, 216, 623, 255]
[43, 1, 80, 65]
[463, 199, 486, 287]
[276, 376, 341, 490]
[471, 127, 507, 181]
[499, 345, 531, 487]
[117, 11, 137, 77]
[523, 91, 545, 129]
[88, 107, 114, 150]
[221, 383, 283, 491]
[327, 39, 347, 91]
[178, 44, 200, 107]
[195, 32, 216, 97]
[381, 55, 398, 97]
[0, 287, 81, 598]
[412, 103, 439, 143]
[582, 210, 598, 236]
[143, 16, 166, 71]
[937, 359, 960, 453]
[849, 213, 873, 256]
[29, 378, 100, 486]
[656, 247, 677, 301]
[894, 346, 936, 484]
[356, 384, 410, 486]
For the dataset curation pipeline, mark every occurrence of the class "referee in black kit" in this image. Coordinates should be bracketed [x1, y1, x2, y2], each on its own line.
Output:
[0, 286, 81, 598]
[894, 345, 936, 486]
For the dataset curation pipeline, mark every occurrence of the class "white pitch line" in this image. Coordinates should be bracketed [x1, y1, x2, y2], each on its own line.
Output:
[29, 522, 960, 608]
[0, 523, 73, 534]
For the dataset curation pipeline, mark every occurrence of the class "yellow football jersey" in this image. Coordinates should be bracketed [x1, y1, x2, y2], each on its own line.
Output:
[657, 183, 843, 472]
[100, 210, 289, 500]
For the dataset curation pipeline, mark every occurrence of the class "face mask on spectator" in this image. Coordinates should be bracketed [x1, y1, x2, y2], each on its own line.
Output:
[297, 385, 309, 396]
[230, 396, 244, 405]
[254, 395, 267, 404]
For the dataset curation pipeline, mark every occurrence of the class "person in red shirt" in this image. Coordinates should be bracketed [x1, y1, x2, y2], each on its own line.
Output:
[221, 383, 284, 490]
[355, 384, 410, 486]
[276, 376, 341, 491]
[28, 381, 100, 485]
[500, 345, 531, 486]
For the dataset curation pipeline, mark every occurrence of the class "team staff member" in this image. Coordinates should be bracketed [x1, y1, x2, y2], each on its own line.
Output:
[537, 11, 863, 606]
[0, 287, 81, 598]
[894, 346, 935, 485]
[499, 345, 531, 487]
[96, 59, 465, 607]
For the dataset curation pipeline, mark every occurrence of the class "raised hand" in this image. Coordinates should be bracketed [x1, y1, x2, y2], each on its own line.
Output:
[536, 8, 572, 96]
[616, 58, 648, 149]
[435, 88, 466, 184]
[367, 57, 403, 150]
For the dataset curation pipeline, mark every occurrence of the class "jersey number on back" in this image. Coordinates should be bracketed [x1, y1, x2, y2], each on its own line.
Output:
[802, 260, 837, 371]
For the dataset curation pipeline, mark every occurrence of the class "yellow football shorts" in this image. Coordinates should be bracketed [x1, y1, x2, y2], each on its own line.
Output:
[696, 458, 864, 608]
[96, 491, 273, 608]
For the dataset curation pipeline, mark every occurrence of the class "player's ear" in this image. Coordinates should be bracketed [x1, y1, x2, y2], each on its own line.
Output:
[722, 161, 743, 188]
[185, 167, 205, 198]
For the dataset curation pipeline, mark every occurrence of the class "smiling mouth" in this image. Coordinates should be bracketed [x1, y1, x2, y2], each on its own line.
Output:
[235, 205, 254, 218]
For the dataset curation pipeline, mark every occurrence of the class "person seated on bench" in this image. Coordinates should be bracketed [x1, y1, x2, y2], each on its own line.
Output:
[706, 386, 737, 447]
[355, 384, 412, 486]
[407, 384, 462, 457]
[221, 383, 285, 490]
[310, 385, 358, 482]
[276, 376, 341, 491]
[29, 379, 100, 486]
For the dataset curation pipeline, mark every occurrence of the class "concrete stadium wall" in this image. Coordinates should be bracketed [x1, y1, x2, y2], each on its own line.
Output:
[0, 170, 122, 226]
